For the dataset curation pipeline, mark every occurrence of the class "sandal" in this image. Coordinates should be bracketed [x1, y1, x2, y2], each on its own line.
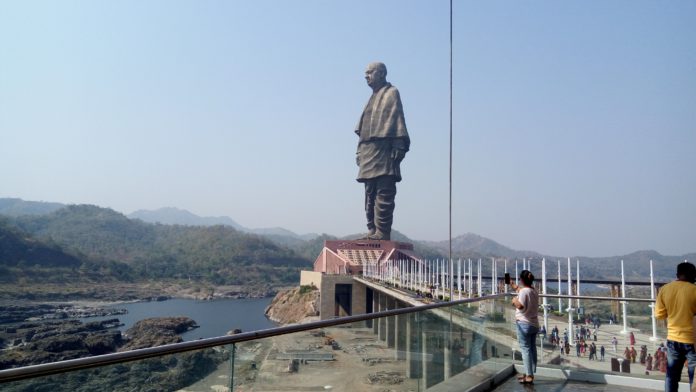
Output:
[519, 376, 534, 384]
[517, 375, 527, 381]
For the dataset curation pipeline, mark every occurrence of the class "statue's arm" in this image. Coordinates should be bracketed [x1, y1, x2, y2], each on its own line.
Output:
[391, 138, 407, 162]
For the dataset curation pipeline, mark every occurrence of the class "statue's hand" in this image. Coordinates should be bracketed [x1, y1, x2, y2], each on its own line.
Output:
[391, 149, 405, 162]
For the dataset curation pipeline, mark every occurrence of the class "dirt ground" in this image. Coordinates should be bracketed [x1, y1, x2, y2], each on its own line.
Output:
[179, 325, 419, 392]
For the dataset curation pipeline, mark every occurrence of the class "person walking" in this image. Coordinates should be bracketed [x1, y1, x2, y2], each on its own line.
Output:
[647, 353, 653, 371]
[589, 342, 597, 361]
[630, 331, 636, 346]
[612, 336, 618, 353]
[511, 270, 539, 385]
[600, 345, 605, 361]
[655, 262, 696, 391]
[640, 345, 647, 364]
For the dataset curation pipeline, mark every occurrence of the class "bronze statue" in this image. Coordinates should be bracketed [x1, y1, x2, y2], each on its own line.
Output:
[355, 62, 410, 240]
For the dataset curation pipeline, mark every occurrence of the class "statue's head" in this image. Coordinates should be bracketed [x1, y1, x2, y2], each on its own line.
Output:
[365, 62, 387, 89]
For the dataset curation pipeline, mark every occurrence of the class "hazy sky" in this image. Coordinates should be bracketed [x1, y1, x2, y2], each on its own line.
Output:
[1, 1, 694, 257]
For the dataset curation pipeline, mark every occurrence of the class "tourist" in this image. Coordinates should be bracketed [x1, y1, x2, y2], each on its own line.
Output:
[631, 346, 637, 363]
[630, 331, 636, 346]
[593, 329, 597, 342]
[660, 351, 668, 373]
[612, 336, 618, 353]
[624, 347, 631, 361]
[647, 353, 653, 371]
[655, 262, 696, 391]
[540, 325, 547, 341]
[640, 345, 647, 364]
[600, 345, 605, 361]
[589, 342, 597, 360]
[511, 270, 539, 384]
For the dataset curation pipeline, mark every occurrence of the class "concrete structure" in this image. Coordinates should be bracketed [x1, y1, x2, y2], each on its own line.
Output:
[300, 271, 368, 319]
[312, 239, 419, 275]
[302, 239, 421, 320]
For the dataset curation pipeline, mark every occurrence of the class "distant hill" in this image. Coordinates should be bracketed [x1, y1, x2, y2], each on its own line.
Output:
[128, 207, 245, 231]
[1, 197, 693, 284]
[7, 205, 311, 285]
[0, 216, 134, 283]
[0, 218, 81, 269]
[0, 198, 64, 216]
[128, 207, 319, 243]
[427, 233, 542, 259]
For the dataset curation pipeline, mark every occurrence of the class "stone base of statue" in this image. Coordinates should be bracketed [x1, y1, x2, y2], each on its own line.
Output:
[311, 239, 419, 275]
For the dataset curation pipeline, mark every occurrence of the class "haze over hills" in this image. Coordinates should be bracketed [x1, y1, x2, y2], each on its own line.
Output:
[0, 198, 65, 216]
[128, 207, 319, 240]
[0, 198, 693, 283]
[428, 233, 543, 260]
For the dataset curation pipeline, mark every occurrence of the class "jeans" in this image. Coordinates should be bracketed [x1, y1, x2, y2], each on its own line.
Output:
[665, 340, 696, 392]
[517, 321, 539, 376]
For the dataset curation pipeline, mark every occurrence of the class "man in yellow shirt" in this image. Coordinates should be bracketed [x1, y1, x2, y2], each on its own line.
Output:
[655, 262, 696, 392]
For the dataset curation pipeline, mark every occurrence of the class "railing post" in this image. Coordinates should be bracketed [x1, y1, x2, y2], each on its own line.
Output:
[621, 259, 628, 334]
[650, 259, 658, 341]
[228, 343, 236, 391]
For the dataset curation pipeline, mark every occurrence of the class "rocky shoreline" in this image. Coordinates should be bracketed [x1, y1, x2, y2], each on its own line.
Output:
[0, 281, 286, 372]
[264, 285, 320, 325]
[0, 315, 226, 392]
[0, 281, 282, 303]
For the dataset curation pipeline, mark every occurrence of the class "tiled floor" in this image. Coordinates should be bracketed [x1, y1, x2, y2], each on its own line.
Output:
[494, 376, 656, 392]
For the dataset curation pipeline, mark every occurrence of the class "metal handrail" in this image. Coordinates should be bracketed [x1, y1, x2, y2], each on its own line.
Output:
[0, 292, 655, 383]
[538, 293, 655, 303]
[0, 293, 504, 383]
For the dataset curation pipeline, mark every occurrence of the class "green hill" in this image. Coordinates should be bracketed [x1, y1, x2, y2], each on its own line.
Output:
[0, 216, 135, 283]
[6, 205, 311, 285]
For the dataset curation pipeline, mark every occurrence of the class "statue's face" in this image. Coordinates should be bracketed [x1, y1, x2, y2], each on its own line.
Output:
[365, 65, 385, 88]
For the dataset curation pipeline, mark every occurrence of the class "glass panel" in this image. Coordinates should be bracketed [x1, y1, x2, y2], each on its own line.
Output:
[498, 295, 681, 385]
[559, 297, 672, 381]
[1, 346, 232, 392]
[0, 297, 526, 391]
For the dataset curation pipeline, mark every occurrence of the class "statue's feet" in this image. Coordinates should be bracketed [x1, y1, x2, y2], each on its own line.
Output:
[367, 231, 390, 241]
[361, 228, 376, 240]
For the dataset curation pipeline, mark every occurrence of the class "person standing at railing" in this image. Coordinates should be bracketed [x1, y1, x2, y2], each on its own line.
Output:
[510, 270, 539, 385]
[655, 262, 696, 392]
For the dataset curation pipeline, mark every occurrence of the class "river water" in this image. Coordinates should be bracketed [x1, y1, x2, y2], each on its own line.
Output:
[82, 298, 276, 341]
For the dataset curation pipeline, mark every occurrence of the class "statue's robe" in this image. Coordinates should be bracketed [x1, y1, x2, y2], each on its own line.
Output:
[355, 83, 410, 182]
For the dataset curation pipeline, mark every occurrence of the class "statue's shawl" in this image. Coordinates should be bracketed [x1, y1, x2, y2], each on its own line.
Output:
[355, 83, 410, 149]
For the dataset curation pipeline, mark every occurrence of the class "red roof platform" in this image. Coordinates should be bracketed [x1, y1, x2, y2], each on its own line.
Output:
[313, 239, 421, 275]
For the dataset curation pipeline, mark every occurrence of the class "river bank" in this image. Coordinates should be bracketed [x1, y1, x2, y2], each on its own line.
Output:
[0, 281, 289, 304]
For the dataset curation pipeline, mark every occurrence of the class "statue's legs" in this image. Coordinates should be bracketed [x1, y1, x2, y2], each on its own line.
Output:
[364, 176, 396, 240]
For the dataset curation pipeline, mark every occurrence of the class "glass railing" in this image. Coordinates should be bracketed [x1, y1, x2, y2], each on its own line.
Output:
[484, 295, 689, 389]
[0, 294, 514, 392]
[1, 292, 679, 391]
[498, 293, 683, 387]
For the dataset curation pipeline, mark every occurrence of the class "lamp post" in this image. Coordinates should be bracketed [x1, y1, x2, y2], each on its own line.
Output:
[650, 259, 657, 341]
